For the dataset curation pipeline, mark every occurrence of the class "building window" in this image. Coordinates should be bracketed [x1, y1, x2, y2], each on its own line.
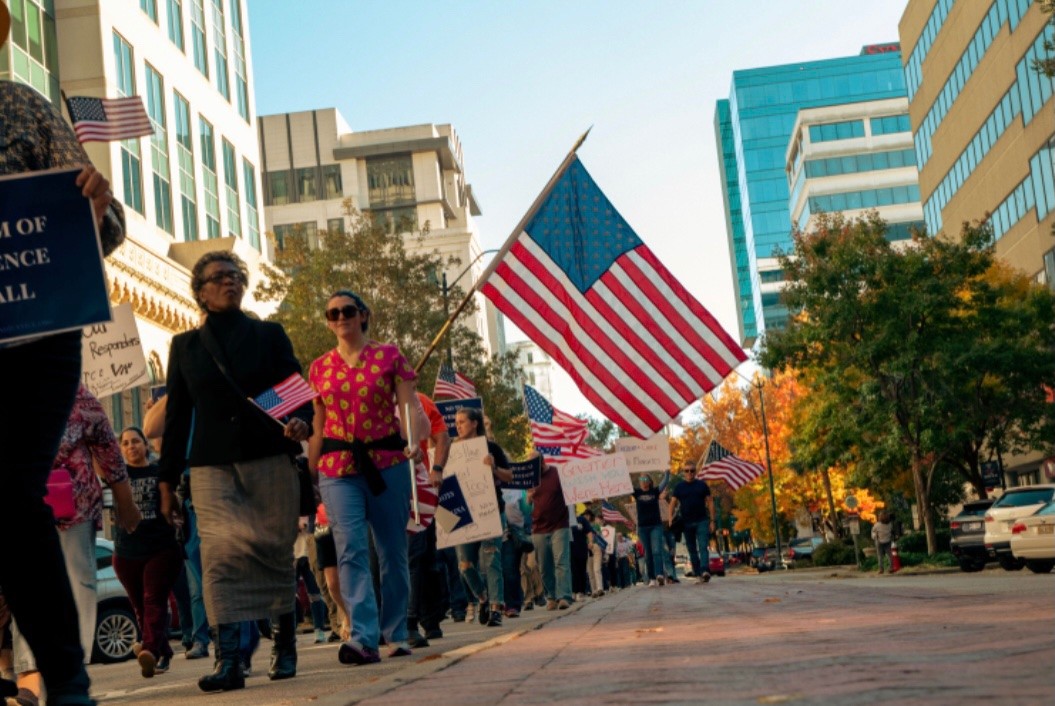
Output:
[8, 0, 61, 102]
[140, 0, 158, 22]
[266, 171, 290, 205]
[210, 0, 229, 100]
[367, 154, 414, 207]
[173, 92, 197, 241]
[145, 65, 173, 234]
[199, 118, 220, 238]
[273, 222, 317, 250]
[222, 139, 240, 237]
[322, 164, 343, 199]
[190, 0, 207, 77]
[113, 33, 143, 214]
[243, 159, 260, 251]
[327, 218, 345, 234]
[166, 0, 184, 51]
[296, 167, 317, 201]
[230, 0, 249, 121]
[1043, 249, 1055, 293]
[370, 206, 417, 234]
[869, 114, 911, 135]
[809, 120, 865, 143]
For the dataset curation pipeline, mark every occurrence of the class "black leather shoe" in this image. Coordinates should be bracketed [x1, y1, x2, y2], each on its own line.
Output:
[268, 612, 298, 680]
[407, 631, 429, 649]
[198, 660, 245, 692]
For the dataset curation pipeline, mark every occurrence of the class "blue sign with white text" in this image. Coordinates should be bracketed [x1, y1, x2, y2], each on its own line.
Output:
[506, 457, 543, 490]
[0, 168, 110, 343]
[435, 397, 484, 439]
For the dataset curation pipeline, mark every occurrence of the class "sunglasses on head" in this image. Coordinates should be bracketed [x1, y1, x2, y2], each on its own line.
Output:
[325, 304, 360, 322]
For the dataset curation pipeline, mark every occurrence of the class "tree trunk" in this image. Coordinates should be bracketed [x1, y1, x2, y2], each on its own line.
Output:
[910, 454, 937, 554]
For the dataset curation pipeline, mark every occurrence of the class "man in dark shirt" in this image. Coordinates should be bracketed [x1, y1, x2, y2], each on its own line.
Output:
[667, 461, 716, 583]
[528, 457, 572, 609]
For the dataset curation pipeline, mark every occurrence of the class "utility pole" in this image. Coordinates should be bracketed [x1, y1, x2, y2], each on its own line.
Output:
[756, 379, 784, 568]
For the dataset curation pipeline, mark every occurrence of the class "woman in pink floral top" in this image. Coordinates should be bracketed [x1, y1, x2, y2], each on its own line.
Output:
[308, 290, 429, 666]
[8, 384, 140, 702]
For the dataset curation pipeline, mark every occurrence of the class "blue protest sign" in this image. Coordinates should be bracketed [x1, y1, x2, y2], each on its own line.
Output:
[436, 474, 473, 531]
[506, 456, 543, 490]
[0, 168, 110, 343]
[434, 397, 483, 438]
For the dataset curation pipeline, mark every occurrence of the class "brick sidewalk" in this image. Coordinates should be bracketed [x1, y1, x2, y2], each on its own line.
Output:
[338, 571, 1054, 705]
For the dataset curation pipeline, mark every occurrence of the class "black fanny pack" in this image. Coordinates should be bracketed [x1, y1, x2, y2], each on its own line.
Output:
[320, 433, 404, 496]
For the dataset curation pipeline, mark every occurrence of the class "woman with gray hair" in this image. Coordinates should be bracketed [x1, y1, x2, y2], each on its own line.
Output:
[158, 250, 313, 692]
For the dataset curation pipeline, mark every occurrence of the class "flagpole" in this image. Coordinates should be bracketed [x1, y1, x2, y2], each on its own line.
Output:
[413, 127, 592, 373]
[404, 402, 421, 526]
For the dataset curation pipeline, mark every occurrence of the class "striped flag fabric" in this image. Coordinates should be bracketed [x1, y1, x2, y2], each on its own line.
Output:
[480, 157, 746, 438]
[539, 443, 603, 467]
[407, 462, 438, 533]
[601, 500, 634, 529]
[434, 362, 477, 399]
[524, 384, 588, 450]
[252, 373, 319, 420]
[65, 96, 154, 143]
[698, 440, 765, 490]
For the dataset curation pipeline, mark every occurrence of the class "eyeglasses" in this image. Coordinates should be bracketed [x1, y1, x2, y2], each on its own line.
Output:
[202, 270, 246, 286]
[681, 467, 696, 473]
[325, 304, 360, 322]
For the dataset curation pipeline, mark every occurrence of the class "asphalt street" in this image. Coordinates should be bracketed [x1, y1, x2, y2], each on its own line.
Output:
[86, 566, 1055, 705]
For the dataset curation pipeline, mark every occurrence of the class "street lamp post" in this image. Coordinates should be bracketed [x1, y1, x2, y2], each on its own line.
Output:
[420, 248, 499, 372]
[756, 379, 784, 569]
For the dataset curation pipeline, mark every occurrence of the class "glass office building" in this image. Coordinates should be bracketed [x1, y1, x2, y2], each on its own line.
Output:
[715, 46, 906, 345]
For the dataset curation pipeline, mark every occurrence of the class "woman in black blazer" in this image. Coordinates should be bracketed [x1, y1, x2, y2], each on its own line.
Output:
[158, 251, 312, 693]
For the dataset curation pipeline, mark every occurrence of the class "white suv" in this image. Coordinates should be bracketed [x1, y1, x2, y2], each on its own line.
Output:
[984, 484, 1055, 571]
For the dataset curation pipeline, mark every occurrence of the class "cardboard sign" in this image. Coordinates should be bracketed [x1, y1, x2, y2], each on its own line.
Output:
[505, 456, 543, 490]
[614, 433, 670, 473]
[435, 436, 503, 549]
[434, 397, 483, 439]
[80, 302, 149, 398]
[0, 168, 111, 343]
[557, 453, 634, 505]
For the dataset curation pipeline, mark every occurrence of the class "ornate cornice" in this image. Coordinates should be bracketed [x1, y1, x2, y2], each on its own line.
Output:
[106, 239, 199, 334]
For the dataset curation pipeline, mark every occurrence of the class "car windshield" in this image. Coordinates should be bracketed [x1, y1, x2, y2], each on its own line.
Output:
[1035, 502, 1055, 517]
[993, 488, 1055, 508]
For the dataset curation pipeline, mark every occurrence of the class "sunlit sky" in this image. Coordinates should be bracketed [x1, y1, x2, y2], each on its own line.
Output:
[248, 0, 909, 421]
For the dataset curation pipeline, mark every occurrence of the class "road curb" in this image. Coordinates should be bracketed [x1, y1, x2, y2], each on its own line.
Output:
[314, 600, 590, 706]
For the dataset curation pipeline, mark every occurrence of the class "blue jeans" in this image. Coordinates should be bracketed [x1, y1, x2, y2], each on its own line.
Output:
[663, 528, 678, 579]
[321, 462, 411, 649]
[438, 547, 467, 616]
[456, 514, 506, 606]
[182, 501, 211, 647]
[683, 520, 711, 577]
[638, 525, 665, 580]
[531, 527, 572, 601]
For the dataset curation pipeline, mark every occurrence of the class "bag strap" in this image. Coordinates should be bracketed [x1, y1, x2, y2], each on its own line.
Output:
[198, 320, 285, 432]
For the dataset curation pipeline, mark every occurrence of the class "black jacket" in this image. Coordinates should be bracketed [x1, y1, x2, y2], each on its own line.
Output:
[158, 310, 313, 486]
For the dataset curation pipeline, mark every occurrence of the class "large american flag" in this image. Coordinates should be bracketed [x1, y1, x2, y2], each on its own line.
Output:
[601, 500, 634, 529]
[252, 373, 318, 420]
[698, 440, 765, 490]
[480, 157, 746, 439]
[433, 362, 477, 399]
[65, 96, 154, 143]
[524, 384, 588, 450]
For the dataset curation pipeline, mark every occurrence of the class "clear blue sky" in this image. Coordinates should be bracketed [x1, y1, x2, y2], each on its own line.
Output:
[248, 0, 909, 420]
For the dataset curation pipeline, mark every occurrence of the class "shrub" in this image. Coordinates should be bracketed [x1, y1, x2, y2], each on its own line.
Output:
[813, 541, 856, 566]
[897, 529, 950, 553]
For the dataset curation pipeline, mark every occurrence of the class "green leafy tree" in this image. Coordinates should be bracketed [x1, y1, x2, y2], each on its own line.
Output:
[581, 415, 619, 451]
[761, 213, 1055, 553]
[1032, 1, 1054, 78]
[254, 204, 529, 448]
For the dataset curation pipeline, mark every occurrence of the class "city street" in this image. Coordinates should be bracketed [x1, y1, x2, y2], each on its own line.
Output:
[87, 566, 1055, 705]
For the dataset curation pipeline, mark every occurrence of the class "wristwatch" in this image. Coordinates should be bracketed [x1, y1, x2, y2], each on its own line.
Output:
[432, 464, 445, 473]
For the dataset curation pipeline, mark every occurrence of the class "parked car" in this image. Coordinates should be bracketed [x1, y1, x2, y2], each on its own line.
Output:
[984, 484, 1055, 571]
[950, 499, 995, 572]
[786, 537, 825, 565]
[93, 537, 140, 663]
[750, 546, 776, 570]
[1010, 501, 1055, 574]
[675, 552, 725, 578]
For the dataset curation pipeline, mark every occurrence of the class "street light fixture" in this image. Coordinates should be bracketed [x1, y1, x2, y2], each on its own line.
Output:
[431, 248, 499, 367]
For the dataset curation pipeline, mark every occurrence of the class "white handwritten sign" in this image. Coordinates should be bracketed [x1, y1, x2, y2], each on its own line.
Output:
[436, 436, 503, 549]
[614, 433, 670, 473]
[80, 302, 148, 398]
[557, 454, 634, 505]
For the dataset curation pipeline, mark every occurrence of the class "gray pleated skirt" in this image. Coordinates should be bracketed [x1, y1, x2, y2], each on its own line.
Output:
[191, 453, 299, 624]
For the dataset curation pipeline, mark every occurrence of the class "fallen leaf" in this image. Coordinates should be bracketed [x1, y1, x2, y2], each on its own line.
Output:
[763, 597, 781, 603]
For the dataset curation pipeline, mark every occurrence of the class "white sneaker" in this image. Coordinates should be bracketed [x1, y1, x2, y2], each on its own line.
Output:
[648, 580, 657, 587]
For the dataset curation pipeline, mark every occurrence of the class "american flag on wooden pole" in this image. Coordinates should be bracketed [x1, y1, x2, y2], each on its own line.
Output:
[252, 373, 318, 420]
[524, 384, 588, 451]
[65, 95, 154, 143]
[698, 440, 765, 490]
[477, 139, 746, 439]
[433, 362, 477, 399]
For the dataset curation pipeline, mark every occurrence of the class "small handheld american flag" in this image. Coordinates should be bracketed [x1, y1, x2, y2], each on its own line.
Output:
[65, 95, 154, 143]
[698, 440, 765, 490]
[434, 362, 477, 399]
[601, 500, 634, 529]
[252, 373, 318, 420]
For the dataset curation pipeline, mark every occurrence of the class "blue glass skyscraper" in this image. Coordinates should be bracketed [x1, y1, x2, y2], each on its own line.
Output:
[715, 46, 906, 345]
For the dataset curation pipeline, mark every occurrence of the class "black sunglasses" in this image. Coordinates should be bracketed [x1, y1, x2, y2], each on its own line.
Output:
[202, 270, 246, 285]
[325, 304, 360, 322]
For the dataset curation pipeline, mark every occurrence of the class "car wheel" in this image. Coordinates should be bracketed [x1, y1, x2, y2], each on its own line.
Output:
[1024, 559, 1055, 574]
[998, 556, 1025, 572]
[93, 604, 139, 664]
[958, 558, 984, 573]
